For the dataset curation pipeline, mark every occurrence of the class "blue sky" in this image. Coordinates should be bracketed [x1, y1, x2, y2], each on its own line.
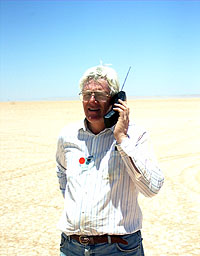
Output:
[0, 0, 200, 101]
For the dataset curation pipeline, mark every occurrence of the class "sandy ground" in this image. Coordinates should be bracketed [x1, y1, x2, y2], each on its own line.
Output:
[0, 98, 200, 256]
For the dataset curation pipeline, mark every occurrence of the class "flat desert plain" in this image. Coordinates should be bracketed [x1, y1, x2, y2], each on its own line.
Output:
[0, 98, 200, 256]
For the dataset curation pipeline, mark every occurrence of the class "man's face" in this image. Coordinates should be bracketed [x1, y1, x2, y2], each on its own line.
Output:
[82, 79, 111, 131]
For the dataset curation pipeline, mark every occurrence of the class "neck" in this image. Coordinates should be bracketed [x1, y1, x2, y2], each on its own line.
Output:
[87, 120, 105, 134]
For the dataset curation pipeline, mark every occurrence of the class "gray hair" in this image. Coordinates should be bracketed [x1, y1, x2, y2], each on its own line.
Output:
[79, 65, 120, 96]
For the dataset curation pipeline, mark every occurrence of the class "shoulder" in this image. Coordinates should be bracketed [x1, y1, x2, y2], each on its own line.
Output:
[128, 121, 147, 134]
[128, 121, 149, 141]
[58, 120, 84, 141]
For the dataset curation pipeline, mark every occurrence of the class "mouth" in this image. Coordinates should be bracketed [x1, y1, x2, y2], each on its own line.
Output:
[88, 108, 100, 112]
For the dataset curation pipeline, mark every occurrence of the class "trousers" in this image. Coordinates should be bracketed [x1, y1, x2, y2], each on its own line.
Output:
[60, 231, 145, 256]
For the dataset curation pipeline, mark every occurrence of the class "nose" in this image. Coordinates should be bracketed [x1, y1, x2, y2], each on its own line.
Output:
[89, 93, 97, 102]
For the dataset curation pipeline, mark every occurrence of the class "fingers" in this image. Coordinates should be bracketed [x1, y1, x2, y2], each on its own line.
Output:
[114, 99, 128, 108]
[113, 99, 130, 143]
[113, 99, 130, 117]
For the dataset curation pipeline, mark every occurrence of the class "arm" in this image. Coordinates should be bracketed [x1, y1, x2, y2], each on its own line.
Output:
[113, 99, 164, 197]
[116, 130, 164, 197]
[56, 136, 67, 197]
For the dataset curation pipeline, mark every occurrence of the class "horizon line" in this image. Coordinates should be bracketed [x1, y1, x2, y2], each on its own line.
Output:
[1, 94, 200, 103]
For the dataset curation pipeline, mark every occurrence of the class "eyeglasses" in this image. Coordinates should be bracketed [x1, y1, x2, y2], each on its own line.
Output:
[79, 90, 110, 102]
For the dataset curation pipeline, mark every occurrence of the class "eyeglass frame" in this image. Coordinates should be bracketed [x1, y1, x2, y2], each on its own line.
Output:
[79, 90, 111, 102]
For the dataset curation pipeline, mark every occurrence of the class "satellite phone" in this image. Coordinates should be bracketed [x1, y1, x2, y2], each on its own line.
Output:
[104, 66, 131, 128]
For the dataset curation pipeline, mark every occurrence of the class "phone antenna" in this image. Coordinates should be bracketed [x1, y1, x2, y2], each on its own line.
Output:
[121, 66, 131, 90]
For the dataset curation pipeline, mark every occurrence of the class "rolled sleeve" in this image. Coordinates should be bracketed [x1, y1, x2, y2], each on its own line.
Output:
[116, 130, 164, 197]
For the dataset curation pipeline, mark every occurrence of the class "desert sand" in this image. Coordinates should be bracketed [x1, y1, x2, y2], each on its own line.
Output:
[0, 98, 200, 255]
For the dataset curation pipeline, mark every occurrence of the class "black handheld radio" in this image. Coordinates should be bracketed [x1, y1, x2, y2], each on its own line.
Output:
[104, 66, 131, 128]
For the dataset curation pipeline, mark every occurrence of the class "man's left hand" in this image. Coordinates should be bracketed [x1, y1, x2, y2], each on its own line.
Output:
[113, 99, 130, 144]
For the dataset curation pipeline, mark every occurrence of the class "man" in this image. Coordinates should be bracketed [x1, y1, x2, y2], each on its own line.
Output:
[56, 65, 164, 256]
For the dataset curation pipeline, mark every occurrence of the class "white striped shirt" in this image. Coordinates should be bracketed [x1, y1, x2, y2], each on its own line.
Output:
[56, 120, 164, 235]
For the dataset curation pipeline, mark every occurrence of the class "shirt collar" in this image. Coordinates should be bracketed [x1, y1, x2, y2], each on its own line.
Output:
[79, 118, 115, 134]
